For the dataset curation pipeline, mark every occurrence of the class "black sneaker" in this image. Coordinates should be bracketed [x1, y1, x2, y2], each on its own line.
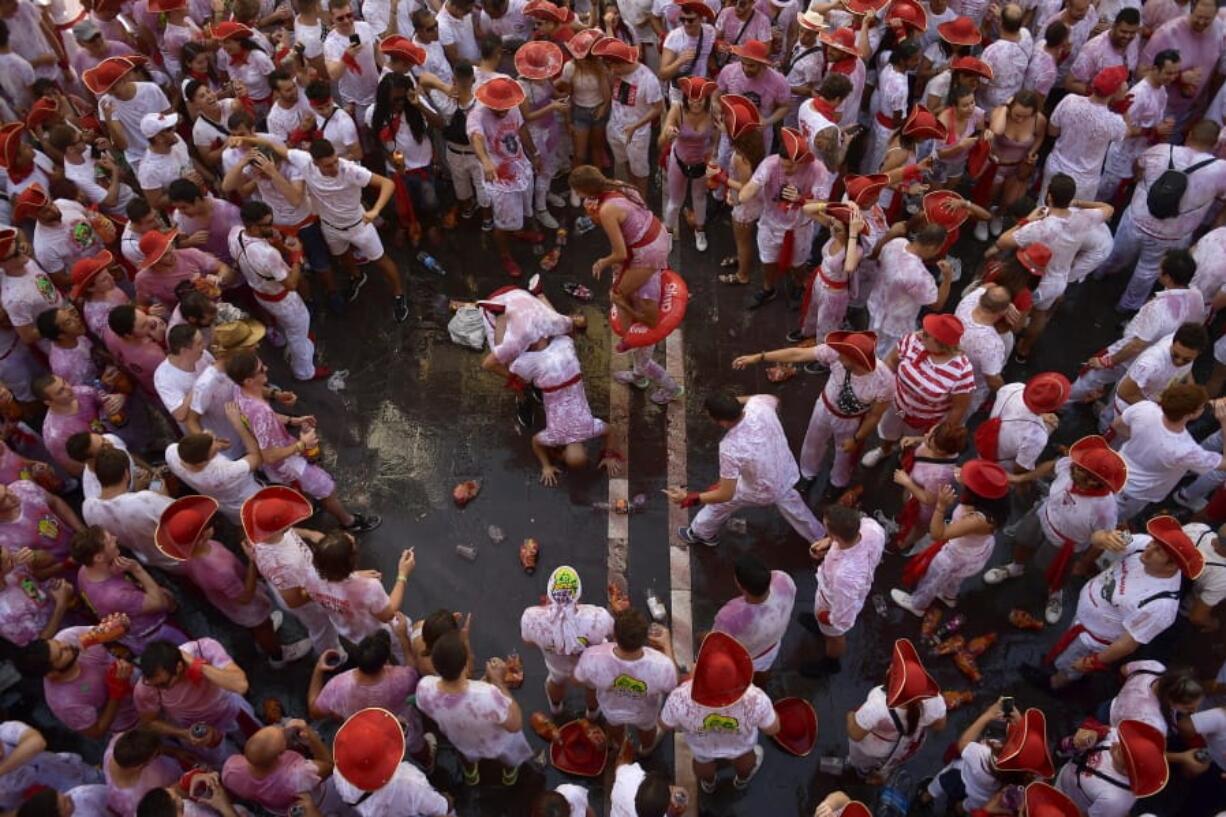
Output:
[786, 329, 808, 344]
[747, 288, 777, 310]
[344, 513, 383, 533]
[677, 526, 719, 546]
[795, 612, 823, 636]
[392, 296, 409, 322]
[347, 271, 368, 302]
[516, 398, 534, 430]
[795, 475, 816, 495]
[799, 657, 842, 677]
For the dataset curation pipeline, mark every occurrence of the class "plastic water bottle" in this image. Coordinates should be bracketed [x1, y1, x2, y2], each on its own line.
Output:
[646, 589, 667, 622]
[486, 525, 505, 543]
[455, 545, 478, 561]
[574, 215, 596, 234]
[818, 755, 845, 775]
[878, 769, 913, 817]
[416, 251, 446, 276]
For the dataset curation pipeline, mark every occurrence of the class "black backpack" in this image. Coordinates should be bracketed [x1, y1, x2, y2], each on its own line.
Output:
[1147, 145, 1217, 219]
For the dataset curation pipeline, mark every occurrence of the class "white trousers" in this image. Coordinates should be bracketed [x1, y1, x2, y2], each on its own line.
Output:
[261, 291, 316, 380]
[691, 489, 825, 542]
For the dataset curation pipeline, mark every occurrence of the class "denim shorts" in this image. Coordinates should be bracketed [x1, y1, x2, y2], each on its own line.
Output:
[571, 103, 608, 128]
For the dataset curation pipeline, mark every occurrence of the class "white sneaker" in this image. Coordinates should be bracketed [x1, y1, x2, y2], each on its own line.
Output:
[983, 563, 1024, 585]
[989, 216, 1003, 237]
[547, 192, 566, 208]
[1045, 590, 1064, 625]
[974, 220, 989, 242]
[890, 588, 926, 617]
[268, 638, 312, 668]
[536, 210, 559, 230]
[695, 230, 708, 252]
[613, 370, 650, 389]
[938, 595, 957, 609]
[270, 610, 284, 632]
[1174, 488, 1208, 512]
[860, 447, 887, 468]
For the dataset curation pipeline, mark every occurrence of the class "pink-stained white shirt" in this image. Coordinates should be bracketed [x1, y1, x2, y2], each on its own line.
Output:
[251, 530, 317, 595]
[334, 762, 450, 817]
[481, 289, 573, 367]
[306, 573, 391, 645]
[0, 479, 74, 561]
[75, 567, 170, 651]
[573, 643, 678, 727]
[182, 539, 274, 628]
[663, 23, 718, 80]
[716, 62, 791, 120]
[1022, 47, 1059, 97]
[0, 565, 53, 646]
[521, 602, 614, 679]
[82, 490, 177, 571]
[134, 248, 219, 309]
[1142, 14, 1223, 118]
[1107, 659, 1168, 732]
[466, 103, 533, 192]
[189, 365, 245, 459]
[979, 34, 1033, 108]
[867, 238, 938, 338]
[1130, 143, 1226, 239]
[1047, 94, 1127, 185]
[133, 638, 246, 730]
[812, 344, 896, 413]
[1119, 399, 1220, 501]
[49, 336, 100, 387]
[1193, 228, 1226, 306]
[815, 517, 886, 633]
[660, 681, 778, 760]
[958, 315, 1007, 400]
[1039, 457, 1119, 548]
[1017, 208, 1110, 304]
[315, 665, 420, 720]
[1110, 288, 1207, 356]
[236, 392, 309, 485]
[714, 7, 771, 45]
[415, 677, 533, 764]
[712, 569, 797, 670]
[103, 732, 181, 817]
[1123, 334, 1194, 403]
[222, 750, 322, 815]
[32, 200, 107, 278]
[987, 383, 1051, 471]
[1040, 7, 1100, 79]
[104, 331, 166, 397]
[718, 395, 800, 502]
[43, 626, 140, 735]
[1071, 28, 1139, 85]
[2, 260, 63, 329]
[42, 386, 107, 473]
[750, 154, 833, 232]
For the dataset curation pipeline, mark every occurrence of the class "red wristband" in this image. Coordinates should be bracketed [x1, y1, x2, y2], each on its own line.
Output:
[817, 610, 831, 625]
[901, 163, 922, 183]
[186, 657, 206, 684]
[680, 491, 702, 509]
[1087, 654, 1110, 672]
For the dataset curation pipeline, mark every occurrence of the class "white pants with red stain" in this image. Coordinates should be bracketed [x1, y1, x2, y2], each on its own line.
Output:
[262, 292, 316, 381]
[691, 489, 825, 542]
[270, 585, 340, 657]
[909, 541, 993, 610]
[800, 399, 860, 486]
[663, 151, 708, 232]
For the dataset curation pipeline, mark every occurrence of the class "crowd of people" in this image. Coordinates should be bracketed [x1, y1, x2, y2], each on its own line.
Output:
[0, 0, 1224, 813]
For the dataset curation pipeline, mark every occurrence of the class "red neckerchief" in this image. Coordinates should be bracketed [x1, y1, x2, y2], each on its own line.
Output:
[187, 69, 210, 83]
[1069, 483, 1111, 498]
[810, 96, 839, 121]
[342, 51, 363, 74]
[831, 56, 857, 75]
[229, 50, 249, 68]
[378, 116, 399, 144]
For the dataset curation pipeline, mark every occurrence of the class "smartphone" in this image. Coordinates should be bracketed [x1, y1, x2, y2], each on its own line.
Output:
[1000, 696, 1014, 718]
[349, 33, 360, 45]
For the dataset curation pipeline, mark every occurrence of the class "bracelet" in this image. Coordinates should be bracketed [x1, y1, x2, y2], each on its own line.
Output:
[396, 574, 408, 582]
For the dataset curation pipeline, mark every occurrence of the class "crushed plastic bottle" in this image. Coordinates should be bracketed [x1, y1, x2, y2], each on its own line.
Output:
[873, 509, 900, 536]
[326, 369, 349, 392]
[416, 252, 446, 276]
[486, 525, 505, 543]
[574, 216, 596, 235]
[455, 545, 478, 561]
[726, 517, 747, 534]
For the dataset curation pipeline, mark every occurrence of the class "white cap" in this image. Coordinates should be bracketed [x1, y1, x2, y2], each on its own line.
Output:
[140, 112, 179, 138]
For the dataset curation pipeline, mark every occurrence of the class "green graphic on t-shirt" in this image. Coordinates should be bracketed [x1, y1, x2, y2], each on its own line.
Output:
[701, 713, 740, 733]
[611, 673, 647, 696]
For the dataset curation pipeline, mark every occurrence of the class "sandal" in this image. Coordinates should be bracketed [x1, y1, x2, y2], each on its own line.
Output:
[501, 766, 520, 786]
[718, 273, 750, 285]
[462, 763, 480, 786]
[520, 538, 540, 573]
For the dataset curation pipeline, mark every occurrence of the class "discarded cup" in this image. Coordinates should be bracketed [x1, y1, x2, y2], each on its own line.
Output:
[487, 525, 505, 543]
[646, 590, 667, 623]
[455, 545, 478, 561]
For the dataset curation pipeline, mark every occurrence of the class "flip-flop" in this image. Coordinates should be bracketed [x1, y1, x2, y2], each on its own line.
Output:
[718, 274, 750, 285]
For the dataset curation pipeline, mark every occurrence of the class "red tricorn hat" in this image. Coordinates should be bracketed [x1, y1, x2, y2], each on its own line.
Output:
[565, 27, 604, 59]
[843, 0, 889, 14]
[590, 36, 639, 63]
[840, 805, 872, 817]
[1116, 719, 1168, 797]
[730, 39, 773, 64]
[951, 55, 993, 80]
[148, 0, 187, 11]
[334, 708, 405, 792]
[0, 122, 26, 169]
[691, 631, 753, 707]
[937, 15, 980, 46]
[0, 227, 17, 260]
[824, 203, 856, 225]
[780, 127, 812, 162]
[961, 458, 1010, 500]
[137, 228, 179, 270]
[476, 76, 527, 111]
[819, 27, 859, 56]
[380, 35, 426, 65]
[1145, 515, 1205, 579]
[1068, 435, 1128, 494]
[995, 708, 1054, 777]
[922, 312, 964, 347]
[524, 0, 574, 23]
[241, 486, 314, 543]
[549, 720, 608, 776]
[25, 97, 59, 130]
[1023, 372, 1070, 414]
[207, 20, 254, 40]
[825, 330, 877, 372]
[886, 0, 927, 32]
[155, 495, 220, 561]
[678, 76, 717, 102]
[676, 0, 716, 22]
[902, 104, 947, 141]
[844, 173, 888, 207]
[720, 94, 761, 139]
[11, 184, 49, 222]
[1023, 782, 1080, 817]
[70, 251, 115, 299]
[1017, 242, 1052, 277]
[771, 697, 818, 756]
[923, 190, 969, 230]
[82, 55, 145, 95]
[515, 40, 564, 80]
[886, 638, 939, 707]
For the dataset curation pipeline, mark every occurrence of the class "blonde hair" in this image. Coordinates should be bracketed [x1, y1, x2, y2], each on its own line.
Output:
[568, 164, 643, 204]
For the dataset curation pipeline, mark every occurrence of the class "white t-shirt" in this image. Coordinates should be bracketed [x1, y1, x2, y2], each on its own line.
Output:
[573, 643, 678, 728]
[101, 82, 171, 166]
[1191, 707, 1226, 770]
[608, 63, 664, 133]
[1119, 400, 1220, 501]
[228, 226, 290, 296]
[63, 156, 137, 216]
[165, 446, 260, 523]
[294, 15, 326, 60]
[266, 95, 313, 146]
[436, 5, 479, 61]
[81, 490, 176, 571]
[323, 22, 380, 107]
[610, 763, 648, 817]
[659, 681, 777, 761]
[1122, 335, 1194, 404]
[188, 365, 244, 459]
[1075, 547, 1181, 644]
[153, 353, 214, 428]
[958, 741, 1000, 810]
[316, 105, 361, 155]
[1184, 522, 1226, 609]
[1108, 659, 1167, 733]
[137, 139, 193, 194]
[334, 762, 449, 816]
[988, 382, 1050, 471]
[718, 395, 799, 503]
[1, 261, 64, 329]
[32, 200, 105, 277]
[286, 148, 370, 227]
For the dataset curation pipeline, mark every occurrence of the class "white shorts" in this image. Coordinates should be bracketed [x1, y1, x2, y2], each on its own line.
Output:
[490, 185, 533, 232]
[608, 124, 651, 178]
[321, 218, 385, 261]
[757, 220, 816, 267]
[542, 648, 581, 685]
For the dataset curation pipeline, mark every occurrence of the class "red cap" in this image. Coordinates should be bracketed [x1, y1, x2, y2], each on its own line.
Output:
[514, 40, 564, 79]
[0, 122, 25, 170]
[24, 98, 59, 130]
[0, 227, 19, 260]
[11, 184, 49, 222]
[1116, 719, 1168, 797]
[524, 0, 573, 23]
[886, 0, 928, 32]
[937, 15, 981, 45]
[720, 94, 761, 139]
[1068, 435, 1128, 494]
[70, 251, 115, 299]
[825, 330, 877, 372]
[1017, 242, 1052, 276]
[995, 708, 1054, 777]
[206, 20, 254, 40]
[820, 27, 859, 56]
[549, 720, 608, 776]
[1022, 372, 1070, 414]
[334, 708, 405, 792]
[82, 55, 144, 95]
[902, 104, 947, 141]
[780, 127, 811, 162]
[730, 39, 773, 64]
[475, 77, 527, 111]
[379, 35, 426, 65]
[1091, 65, 1129, 98]
[1023, 783, 1080, 817]
[677, 76, 717, 102]
[885, 638, 939, 707]
[1145, 515, 1205, 579]
[240, 486, 314, 542]
[676, 0, 716, 21]
[137, 229, 179, 270]
[690, 632, 753, 708]
[951, 55, 993, 80]
[961, 458, 1010, 500]
[923, 190, 969, 230]
[771, 697, 818, 757]
[155, 496, 219, 561]
[565, 27, 604, 59]
[922, 312, 964, 347]
[844, 173, 888, 207]
[591, 35, 639, 63]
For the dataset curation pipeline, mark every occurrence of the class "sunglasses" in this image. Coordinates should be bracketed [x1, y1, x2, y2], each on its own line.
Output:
[333, 12, 354, 20]
[680, 14, 697, 22]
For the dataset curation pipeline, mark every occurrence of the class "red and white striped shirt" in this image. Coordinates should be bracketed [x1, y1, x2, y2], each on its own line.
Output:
[893, 331, 975, 424]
